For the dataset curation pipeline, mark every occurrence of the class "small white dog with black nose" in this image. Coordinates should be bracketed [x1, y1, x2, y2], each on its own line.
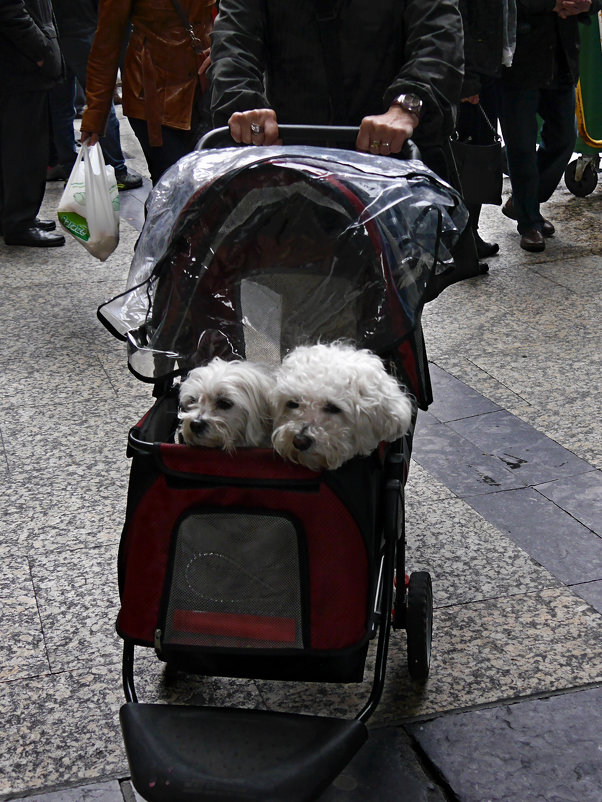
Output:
[175, 357, 274, 450]
[271, 342, 413, 471]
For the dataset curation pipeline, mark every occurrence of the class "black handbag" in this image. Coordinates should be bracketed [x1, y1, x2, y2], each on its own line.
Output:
[450, 103, 503, 206]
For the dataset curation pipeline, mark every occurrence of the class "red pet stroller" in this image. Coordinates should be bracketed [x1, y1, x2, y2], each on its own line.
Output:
[98, 127, 467, 802]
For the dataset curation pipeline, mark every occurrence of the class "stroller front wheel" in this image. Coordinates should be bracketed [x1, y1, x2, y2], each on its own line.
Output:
[406, 571, 433, 681]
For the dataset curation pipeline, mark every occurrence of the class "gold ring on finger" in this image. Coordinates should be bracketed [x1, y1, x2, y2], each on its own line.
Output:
[370, 140, 380, 151]
[250, 123, 265, 135]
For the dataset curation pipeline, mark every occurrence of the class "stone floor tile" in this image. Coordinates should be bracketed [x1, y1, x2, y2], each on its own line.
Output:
[0, 556, 48, 682]
[466, 487, 602, 585]
[1, 397, 143, 485]
[14, 473, 128, 555]
[0, 353, 119, 412]
[469, 348, 600, 405]
[412, 422, 526, 497]
[426, 364, 501, 422]
[0, 665, 127, 798]
[428, 355, 537, 418]
[405, 460, 456, 504]
[9, 780, 124, 802]
[519, 392, 602, 470]
[447, 409, 593, 486]
[535, 469, 602, 535]
[570, 580, 602, 614]
[533, 253, 602, 296]
[407, 687, 602, 802]
[405, 496, 560, 607]
[30, 544, 121, 673]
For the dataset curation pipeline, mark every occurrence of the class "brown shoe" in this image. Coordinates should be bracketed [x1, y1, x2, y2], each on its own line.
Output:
[503, 196, 555, 237]
[520, 229, 545, 252]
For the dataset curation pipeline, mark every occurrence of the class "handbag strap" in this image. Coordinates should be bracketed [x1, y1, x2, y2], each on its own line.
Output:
[169, 0, 205, 54]
[477, 103, 501, 142]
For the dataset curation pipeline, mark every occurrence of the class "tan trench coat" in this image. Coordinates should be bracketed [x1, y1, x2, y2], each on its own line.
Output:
[82, 0, 215, 147]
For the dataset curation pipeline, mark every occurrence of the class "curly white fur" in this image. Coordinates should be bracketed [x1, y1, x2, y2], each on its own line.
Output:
[176, 357, 274, 450]
[271, 342, 413, 471]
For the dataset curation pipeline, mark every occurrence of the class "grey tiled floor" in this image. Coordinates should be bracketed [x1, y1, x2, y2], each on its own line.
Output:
[1, 116, 600, 801]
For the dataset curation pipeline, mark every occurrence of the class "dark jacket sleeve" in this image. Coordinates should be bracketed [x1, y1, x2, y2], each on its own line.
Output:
[210, 0, 270, 124]
[382, 0, 464, 142]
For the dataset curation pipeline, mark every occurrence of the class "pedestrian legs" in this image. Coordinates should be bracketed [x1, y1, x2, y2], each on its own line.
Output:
[537, 85, 576, 203]
[0, 90, 49, 234]
[500, 87, 542, 234]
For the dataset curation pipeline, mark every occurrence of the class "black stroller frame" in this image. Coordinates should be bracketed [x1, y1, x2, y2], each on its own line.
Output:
[104, 127, 464, 802]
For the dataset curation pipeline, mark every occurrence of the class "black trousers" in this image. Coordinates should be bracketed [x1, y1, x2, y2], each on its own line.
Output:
[128, 117, 200, 186]
[0, 89, 50, 235]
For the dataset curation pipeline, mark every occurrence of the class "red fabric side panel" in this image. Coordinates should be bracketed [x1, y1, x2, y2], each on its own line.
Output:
[118, 478, 369, 650]
[172, 610, 297, 643]
[159, 444, 318, 481]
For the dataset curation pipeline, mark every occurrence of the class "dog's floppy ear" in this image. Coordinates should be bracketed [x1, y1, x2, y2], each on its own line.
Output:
[240, 367, 274, 444]
[352, 359, 413, 451]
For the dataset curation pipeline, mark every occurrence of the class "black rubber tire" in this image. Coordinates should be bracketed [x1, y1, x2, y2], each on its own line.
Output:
[406, 571, 433, 681]
[564, 159, 598, 197]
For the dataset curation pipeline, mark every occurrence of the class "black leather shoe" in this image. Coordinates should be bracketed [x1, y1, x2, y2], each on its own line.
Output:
[35, 218, 56, 231]
[115, 169, 143, 190]
[4, 227, 65, 247]
[503, 196, 555, 237]
[475, 234, 500, 259]
[520, 229, 545, 252]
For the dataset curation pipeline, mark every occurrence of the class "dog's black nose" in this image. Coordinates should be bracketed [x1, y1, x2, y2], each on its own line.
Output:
[292, 433, 313, 452]
[190, 420, 208, 435]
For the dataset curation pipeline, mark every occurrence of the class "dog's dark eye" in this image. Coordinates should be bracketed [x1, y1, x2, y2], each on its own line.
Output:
[324, 402, 342, 414]
[286, 400, 300, 409]
[215, 397, 234, 410]
[179, 396, 195, 411]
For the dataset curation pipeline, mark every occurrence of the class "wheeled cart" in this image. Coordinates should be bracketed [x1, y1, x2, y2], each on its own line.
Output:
[564, 12, 602, 196]
[97, 126, 467, 801]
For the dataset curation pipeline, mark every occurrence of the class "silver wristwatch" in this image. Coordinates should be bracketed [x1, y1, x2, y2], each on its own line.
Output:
[392, 93, 423, 121]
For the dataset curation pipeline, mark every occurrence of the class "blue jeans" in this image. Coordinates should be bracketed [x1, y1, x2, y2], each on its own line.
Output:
[49, 32, 125, 173]
[500, 85, 576, 234]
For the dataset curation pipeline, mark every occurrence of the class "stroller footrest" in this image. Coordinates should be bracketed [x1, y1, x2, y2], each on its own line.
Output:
[120, 702, 368, 802]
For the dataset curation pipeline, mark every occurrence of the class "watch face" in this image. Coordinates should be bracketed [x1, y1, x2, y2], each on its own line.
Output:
[400, 94, 422, 115]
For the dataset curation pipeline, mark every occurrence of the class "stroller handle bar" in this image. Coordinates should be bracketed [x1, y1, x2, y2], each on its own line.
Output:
[197, 125, 420, 160]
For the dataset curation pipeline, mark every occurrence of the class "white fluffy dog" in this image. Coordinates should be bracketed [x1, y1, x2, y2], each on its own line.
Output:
[175, 357, 274, 450]
[271, 342, 413, 471]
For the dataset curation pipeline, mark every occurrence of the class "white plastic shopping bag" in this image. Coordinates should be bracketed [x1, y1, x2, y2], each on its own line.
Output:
[57, 143, 120, 261]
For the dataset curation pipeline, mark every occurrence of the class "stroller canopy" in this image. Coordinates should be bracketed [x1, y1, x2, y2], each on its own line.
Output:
[98, 146, 466, 397]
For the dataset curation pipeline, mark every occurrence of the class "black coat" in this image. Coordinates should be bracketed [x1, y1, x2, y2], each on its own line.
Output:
[52, 0, 98, 38]
[459, 0, 512, 96]
[0, 0, 63, 91]
[502, 0, 602, 89]
[210, 0, 464, 147]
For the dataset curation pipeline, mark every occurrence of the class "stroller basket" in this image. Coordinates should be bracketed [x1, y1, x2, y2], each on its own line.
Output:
[118, 390, 398, 683]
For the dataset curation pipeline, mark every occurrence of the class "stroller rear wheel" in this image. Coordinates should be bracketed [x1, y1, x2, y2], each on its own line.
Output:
[406, 571, 432, 681]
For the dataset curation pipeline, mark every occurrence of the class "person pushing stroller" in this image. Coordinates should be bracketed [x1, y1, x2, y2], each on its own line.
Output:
[210, 0, 472, 291]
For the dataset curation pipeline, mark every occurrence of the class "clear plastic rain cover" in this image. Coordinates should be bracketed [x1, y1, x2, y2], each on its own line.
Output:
[98, 146, 467, 383]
